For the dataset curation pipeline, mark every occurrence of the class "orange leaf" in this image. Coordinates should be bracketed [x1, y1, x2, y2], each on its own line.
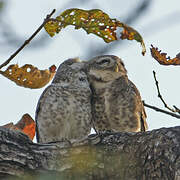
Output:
[0, 64, 56, 88]
[1, 114, 35, 140]
[15, 114, 36, 140]
[150, 45, 180, 65]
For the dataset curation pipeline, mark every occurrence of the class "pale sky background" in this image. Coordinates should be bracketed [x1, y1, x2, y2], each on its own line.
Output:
[0, 1, 180, 138]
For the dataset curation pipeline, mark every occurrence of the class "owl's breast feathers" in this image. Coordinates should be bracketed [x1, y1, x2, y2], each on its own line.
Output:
[90, 75, 147, 132]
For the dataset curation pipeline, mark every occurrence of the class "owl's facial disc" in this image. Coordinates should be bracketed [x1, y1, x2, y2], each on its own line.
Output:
[88, 69, 120, 83]
[93, 57, 122, 75]
[86, 55, 127, 83]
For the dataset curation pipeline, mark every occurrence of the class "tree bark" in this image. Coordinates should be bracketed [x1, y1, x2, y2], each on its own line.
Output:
[0, 126, 180, 180]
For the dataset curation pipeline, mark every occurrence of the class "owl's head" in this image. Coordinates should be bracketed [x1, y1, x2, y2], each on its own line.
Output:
[52, 58, 89, 87]
[52, 58, 80, 84]
[85, 55, 127, 82]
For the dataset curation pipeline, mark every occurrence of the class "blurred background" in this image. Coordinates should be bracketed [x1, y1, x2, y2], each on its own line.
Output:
[0, 0, 180, 136]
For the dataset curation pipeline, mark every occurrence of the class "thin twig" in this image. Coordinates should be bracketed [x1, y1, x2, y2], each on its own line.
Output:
[0, 0, 87, 50]
[173, 105, 180, 114]
[153, 70, 180, 113]
[0, 9, 56, 70]
[143, 101, 180, 119]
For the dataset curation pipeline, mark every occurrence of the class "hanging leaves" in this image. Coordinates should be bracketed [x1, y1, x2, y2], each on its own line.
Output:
[1, 114, 35, 140]
[44, 8, 146, 55]
[150, 45, 180, 65]
[0, 64, 56, 89]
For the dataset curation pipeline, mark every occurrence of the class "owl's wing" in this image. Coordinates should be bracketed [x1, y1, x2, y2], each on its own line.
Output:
[35, 85, 52, 143]
[128, 80, 148, 132]
[141, 106, 148, 131]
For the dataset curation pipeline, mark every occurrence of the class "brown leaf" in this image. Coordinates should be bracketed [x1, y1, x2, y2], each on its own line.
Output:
[150, 45, 180, 65]
[1, 113, 36, 140]
[120, 23, 146, 56]
[0, 64, 56, 88]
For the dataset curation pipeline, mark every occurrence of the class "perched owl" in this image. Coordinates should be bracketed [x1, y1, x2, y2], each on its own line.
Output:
[85, 55, 148, 133]
[35, 58, 92, 143]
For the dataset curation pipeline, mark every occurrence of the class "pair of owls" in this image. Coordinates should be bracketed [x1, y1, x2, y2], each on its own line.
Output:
[35, 55, 148, 143]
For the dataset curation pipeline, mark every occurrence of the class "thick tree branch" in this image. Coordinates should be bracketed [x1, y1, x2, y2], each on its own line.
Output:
[0, 9, 56, 70]
[0, 126, 180, 179]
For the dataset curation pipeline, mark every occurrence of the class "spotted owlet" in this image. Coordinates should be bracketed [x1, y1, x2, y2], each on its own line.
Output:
[85, 55, 148, 133]
[35, 58, 92, 143]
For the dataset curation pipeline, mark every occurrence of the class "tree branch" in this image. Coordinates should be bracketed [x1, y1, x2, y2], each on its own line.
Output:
[173, 105, 180, 114]
[153, 70, 180, 114]
[0, 9, 56, 70]
[0, 126, 180, 179]
[143, 101, 180, 119]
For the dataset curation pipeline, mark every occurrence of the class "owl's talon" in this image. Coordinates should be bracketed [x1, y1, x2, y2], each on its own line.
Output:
[88, 133, 101, 145]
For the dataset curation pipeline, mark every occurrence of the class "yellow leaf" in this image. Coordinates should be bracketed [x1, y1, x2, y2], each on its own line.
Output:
[44, 8, 146, 55]
[44, 20, 61, 37]
[0, 64, 56, 89]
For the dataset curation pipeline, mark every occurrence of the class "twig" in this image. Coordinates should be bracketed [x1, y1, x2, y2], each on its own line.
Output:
[143, 101, 180, 119]
[0, 0, 87, 50]
[173, 105, 180, 114]
[153, 70, 180, 113]
[0, 9, 56, 70]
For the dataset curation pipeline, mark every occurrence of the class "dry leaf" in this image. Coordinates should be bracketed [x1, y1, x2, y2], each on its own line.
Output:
[15, 114, 36, 140]
[44, 20, 61, 37]
[150, 45, 180, 65]
[0, 64, 56, 89]
[44, 8, 146, 55]
[120, 23, 146, 55]
[1, 113, 35, 140]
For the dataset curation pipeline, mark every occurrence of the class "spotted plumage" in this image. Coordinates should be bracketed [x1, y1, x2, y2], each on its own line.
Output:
[85, 55, 148, 133]
[35, 58, 92, 143]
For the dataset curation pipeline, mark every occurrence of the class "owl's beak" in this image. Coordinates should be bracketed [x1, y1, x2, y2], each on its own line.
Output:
[115, 64, 119, 72]
[74, 58, 81, 62]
